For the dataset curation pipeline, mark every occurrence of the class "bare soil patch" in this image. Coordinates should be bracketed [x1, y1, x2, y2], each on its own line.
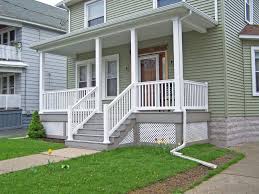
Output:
[129, 153, 235, 194]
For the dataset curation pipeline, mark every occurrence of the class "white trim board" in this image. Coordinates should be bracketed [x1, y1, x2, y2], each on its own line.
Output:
[251, 46, 259, 96]
[239, 34, 259, 40]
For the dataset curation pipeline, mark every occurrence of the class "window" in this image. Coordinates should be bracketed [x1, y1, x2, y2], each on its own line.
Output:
[0, 29, 16, 46]
[252, 47, 259, 96]
[105, 60, 117, 97]
[245, 0, 253, 24]
[154, 0, 181, 8]
[0, 75, 15, 94]
[79, 66, 87, 88]
[85, 0, 105, 27]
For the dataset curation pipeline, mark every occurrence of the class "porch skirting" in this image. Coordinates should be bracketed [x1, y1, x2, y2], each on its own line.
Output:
[209, 117, 259, 147]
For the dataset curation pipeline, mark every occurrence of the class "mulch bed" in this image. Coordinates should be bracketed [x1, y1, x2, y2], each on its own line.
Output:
[129, 153, 236, 194]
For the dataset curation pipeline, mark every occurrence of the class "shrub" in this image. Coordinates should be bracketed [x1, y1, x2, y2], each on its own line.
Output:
[27, 111, 46, 138]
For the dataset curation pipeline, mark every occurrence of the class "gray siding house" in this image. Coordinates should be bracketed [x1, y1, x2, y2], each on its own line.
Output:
[32, 0, 259, 150]
[0, 0, 67, 130]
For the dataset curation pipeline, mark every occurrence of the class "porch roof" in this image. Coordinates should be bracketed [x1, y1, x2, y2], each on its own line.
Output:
[0, 61, 28, 73]
[31, 2, 217, 56]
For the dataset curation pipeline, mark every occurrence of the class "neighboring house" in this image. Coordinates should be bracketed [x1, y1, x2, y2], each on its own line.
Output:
[0, 0, 67, 130]
[31, 0, 259, 150]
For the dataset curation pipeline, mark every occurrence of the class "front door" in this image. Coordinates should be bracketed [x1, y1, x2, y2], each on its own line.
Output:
[139, 54, 159, 82]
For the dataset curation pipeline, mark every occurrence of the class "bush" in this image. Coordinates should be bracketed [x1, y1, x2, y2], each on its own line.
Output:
[27, 111, 46, 138]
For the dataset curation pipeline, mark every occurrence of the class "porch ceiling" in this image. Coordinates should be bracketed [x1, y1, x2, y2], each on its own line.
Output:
[31, 2, 217, 56]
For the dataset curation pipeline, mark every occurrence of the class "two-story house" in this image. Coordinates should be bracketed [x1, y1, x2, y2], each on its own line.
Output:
[0, 0, 67, 131]
[32, 0, 259, 150]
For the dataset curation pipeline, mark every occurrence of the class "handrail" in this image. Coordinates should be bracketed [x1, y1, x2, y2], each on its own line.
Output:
[42, 87, 95, 94]
[67, 87, 97, 140]
[103, 83, 135, 143]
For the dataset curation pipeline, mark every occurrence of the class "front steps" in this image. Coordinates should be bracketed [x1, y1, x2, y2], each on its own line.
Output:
[65, 113, 136, 150]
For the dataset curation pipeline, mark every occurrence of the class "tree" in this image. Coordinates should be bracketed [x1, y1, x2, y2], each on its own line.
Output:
[27, 111, 46, 138]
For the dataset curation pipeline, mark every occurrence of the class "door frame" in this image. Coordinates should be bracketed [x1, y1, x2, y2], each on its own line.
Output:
[138, 54, 160, 82]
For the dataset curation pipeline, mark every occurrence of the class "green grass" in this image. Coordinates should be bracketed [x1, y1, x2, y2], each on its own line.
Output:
[0, 144, 235, 194]
[0, 138, 64, 161]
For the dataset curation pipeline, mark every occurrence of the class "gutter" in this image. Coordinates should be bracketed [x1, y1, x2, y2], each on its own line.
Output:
[0, 16, 66, 33]
[170, 12, 217, 169]
[170, 109, 217, 169]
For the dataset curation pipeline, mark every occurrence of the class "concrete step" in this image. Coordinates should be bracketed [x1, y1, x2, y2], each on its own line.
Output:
[74, 133, 119, 142]
[65, 140, 111, 151]
[78, 128, 104, 135]
[83, 123, 104, 129]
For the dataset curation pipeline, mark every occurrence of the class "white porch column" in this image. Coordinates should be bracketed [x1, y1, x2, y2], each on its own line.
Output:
[130, 28, 139, 110]
[172, 17, 184, 112]
[95, 37, 102, 112]
[39, 52, 45, 113]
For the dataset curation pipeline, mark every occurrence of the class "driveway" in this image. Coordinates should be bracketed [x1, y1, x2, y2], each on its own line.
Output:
[186, 142, 259, 194]
[0, 128, 26, 138]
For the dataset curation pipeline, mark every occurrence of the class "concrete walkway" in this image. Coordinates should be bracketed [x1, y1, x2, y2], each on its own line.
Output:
[0, 148, 99, 175]
[186, 142, 259, 194]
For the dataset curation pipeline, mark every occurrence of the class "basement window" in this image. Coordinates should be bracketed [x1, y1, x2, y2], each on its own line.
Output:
[245, 0, 253, 24]
[252, 47, 259, 96]
[85, 0, 105, 27]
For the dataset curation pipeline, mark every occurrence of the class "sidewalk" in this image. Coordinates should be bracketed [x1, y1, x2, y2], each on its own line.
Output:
[186, 142, 259, 194]
[0, 148, 99, 175]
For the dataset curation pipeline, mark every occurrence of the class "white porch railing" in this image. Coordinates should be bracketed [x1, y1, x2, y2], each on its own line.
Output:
[104, 79, 208, 143]
[136, 79, 175, 110]
[42, 88, 94, 112]
[67, 87, 97, 140]
[0, 94, 21, 110]
[0, 45, 22, 61]
[184, 80, 208, 110]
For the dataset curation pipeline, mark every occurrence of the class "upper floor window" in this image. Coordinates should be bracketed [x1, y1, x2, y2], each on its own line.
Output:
[0, 29, 16, 46]
[245, 0, 253, 24]
[85, 0, 105, 28]
[154, 0, 182, 8]
[251, 47, 259, 96]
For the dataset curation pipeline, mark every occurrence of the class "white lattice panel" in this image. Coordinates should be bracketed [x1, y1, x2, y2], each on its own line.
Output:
[139, 123, 176, 144]
[120, 128, 134, 145]
[186, 122, 208, 143]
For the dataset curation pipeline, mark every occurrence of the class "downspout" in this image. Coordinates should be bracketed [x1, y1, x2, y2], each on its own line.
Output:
[62, 3, 71, 33]
[170, 11, 217, 169]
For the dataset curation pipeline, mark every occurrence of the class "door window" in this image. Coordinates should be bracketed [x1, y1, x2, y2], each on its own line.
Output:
[106, 60, 117, 97]
[139, 54, 159, 82]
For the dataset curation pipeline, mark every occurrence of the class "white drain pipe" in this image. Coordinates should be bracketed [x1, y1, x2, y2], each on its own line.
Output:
[170, 109, 217, 169]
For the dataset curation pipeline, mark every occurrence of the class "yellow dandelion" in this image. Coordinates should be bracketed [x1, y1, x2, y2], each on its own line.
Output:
[48, 148, 53, 155]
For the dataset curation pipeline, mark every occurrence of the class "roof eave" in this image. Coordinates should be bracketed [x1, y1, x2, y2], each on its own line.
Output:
[239, 34, 259, 40]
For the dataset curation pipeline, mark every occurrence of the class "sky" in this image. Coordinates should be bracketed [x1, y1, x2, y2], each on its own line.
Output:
[36, 0, 62, 6]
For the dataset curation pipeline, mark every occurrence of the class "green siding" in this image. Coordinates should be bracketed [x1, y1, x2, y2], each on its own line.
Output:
[70, 1, 84, 31]
[107, 0, 153, 21]
[242, 40, 259, 116]
[224, 0, 247, 117]
[69, 0, 216, 31]
[186, 0, 215, 19]
[183, 0, 226, 118]
[67, 57, 76, 89]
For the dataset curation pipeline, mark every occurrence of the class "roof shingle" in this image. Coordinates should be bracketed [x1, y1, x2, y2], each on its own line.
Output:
[240, 25, 259, 35]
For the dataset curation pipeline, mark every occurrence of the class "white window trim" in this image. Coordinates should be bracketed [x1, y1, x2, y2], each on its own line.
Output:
[245, 0, 253, 24]
[0, 27, 16, 46]
[0, 73, 16, 94]
[153, 0, 185, 9]
[75, 54, 119, 100]
[251, 46, 259, 96]
[84, 0, 106, 28]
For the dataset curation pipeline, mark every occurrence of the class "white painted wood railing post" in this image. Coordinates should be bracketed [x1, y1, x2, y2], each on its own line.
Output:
[39, 52, 45, 113]
[67, 105, 73, 141]
[5, 96, 8, 110]
[172, 17, 184, 112]
[103, 104, 110, 144]
[95, 37, 102, 112]
[130, 28, 139, 110]
[205, 82, 209, 111]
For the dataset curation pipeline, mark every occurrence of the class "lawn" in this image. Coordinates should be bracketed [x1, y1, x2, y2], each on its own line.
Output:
[0, 138, 64, 161]
[0, 144, 241, 194]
